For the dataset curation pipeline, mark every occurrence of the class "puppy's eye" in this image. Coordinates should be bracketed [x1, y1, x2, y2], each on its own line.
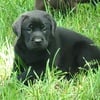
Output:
[29, 24, 33, 29]
[26, 24, 33, 33]
[26, 28, 32, 33]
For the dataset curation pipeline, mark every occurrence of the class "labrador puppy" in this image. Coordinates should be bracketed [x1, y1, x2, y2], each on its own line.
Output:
[12, 10, 100, 84]
[35, 0, 77, 13]
[34, 0, 100, 12]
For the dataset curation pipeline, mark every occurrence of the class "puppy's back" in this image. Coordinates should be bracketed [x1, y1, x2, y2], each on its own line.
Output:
[55, 27, 93, 45]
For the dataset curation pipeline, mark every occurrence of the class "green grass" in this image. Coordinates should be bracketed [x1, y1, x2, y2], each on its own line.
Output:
[0, 0, 100, 99]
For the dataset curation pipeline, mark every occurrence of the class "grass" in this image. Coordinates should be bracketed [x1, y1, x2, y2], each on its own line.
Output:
[0, 0, 100, 99]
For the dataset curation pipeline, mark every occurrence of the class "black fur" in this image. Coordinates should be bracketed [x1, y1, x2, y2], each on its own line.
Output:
[12, 10, 100, 84]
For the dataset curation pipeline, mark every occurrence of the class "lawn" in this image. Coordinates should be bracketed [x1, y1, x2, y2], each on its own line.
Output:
[0, 0, 100, 100]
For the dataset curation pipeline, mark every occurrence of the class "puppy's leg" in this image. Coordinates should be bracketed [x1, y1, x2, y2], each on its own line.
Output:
[13, 55, 31, 84]
[17, 68, 34, 85]
[77, 45, 100, 70]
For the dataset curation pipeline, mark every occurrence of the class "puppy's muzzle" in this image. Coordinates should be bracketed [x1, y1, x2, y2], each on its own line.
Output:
[27, 31, 48, 50]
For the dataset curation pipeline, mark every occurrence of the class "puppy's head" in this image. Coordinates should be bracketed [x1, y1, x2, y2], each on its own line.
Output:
[12, 10, 56, 50]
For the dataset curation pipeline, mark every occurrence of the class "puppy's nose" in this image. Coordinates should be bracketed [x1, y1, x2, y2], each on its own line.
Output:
[33, 38, 43, 44]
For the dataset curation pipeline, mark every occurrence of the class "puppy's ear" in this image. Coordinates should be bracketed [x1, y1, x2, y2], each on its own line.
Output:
[45, 14, 56, 36]
[51, 17, 56, 36]
[12, 15, 26, 38]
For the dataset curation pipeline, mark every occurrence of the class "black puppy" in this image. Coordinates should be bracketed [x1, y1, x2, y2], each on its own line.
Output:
[12, 10, 100, 84]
